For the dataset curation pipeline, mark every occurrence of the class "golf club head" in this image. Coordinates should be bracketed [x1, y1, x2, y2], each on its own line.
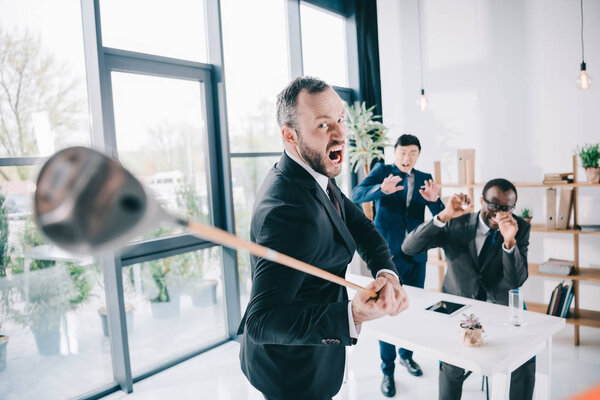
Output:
[34, 146, 176, 255]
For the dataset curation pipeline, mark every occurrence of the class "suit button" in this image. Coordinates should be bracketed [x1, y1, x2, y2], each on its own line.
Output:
[321, 339, 328, 344]
[333, 339, 340, 344]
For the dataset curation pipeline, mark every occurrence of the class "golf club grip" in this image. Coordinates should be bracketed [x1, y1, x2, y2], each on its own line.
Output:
[186, 221, 378, 299]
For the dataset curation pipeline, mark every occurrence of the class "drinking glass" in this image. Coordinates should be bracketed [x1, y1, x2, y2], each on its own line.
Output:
[508, 289, 523, 326]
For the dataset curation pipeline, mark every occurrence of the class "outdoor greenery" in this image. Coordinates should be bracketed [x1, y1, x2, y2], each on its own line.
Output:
[577, 143, 600, 168]
[0, 27, 85, 178]
[0, 194, 8, 277]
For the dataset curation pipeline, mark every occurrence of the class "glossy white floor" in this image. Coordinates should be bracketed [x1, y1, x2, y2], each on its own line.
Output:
[102, 325, 600, 400]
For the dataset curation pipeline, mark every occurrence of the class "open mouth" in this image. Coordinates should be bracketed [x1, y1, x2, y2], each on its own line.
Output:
[328, 146, 344, 166]
[401, 163, 410, 169]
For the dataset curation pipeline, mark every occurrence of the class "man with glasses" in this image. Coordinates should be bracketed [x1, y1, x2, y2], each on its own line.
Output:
[402, 178, 535, 400]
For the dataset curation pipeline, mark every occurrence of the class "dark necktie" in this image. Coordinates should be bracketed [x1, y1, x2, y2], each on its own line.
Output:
[479, 229, 498, 266]
[326, 179, 341, 217]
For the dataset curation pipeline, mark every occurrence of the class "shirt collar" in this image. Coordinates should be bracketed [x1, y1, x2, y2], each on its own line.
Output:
[284, 149, 329, 193]
[477, 212, 491, 236]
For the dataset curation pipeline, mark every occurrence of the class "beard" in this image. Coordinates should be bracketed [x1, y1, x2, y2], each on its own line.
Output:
[297, 135, 342, 179]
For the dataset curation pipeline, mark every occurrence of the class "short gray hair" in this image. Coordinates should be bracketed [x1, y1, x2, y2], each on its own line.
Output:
[276, 76, 330, 129]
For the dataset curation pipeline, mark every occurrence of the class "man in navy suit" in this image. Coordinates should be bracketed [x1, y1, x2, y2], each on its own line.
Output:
[352, 134, 444, 397]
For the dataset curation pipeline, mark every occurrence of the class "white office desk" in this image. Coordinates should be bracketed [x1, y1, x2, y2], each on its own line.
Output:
[347, 273, 565, 400]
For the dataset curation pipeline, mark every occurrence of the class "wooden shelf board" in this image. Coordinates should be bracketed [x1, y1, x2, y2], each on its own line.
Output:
[530, 224, 600, 235]
[525, 302, 600, 328]
[528, 264, 600, 283]
[438, 182, 600, 189]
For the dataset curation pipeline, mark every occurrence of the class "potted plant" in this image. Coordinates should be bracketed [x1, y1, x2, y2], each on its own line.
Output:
[518, 207, 533, 224]
[577, 143, 600, 183]
[345, 102, 390, 220]
[0, 194, 8, 371]
[459, 313, 485, 347]
[7, 218, 79, 355]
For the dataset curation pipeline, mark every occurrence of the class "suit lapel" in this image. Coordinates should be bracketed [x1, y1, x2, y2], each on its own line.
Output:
[313, 185, 356, 253]
[467, 213, 479, 268]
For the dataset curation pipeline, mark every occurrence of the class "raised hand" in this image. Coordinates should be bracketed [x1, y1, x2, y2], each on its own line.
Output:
[437, 193, 473, 223]
[380, 174, 404, 195]
[493, 212, 518, 249]
[419, 179, 440, 202]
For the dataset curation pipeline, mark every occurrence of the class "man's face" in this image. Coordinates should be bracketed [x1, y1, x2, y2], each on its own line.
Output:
[480, 186, 517, 229]
[289, 88, 346, 179]
[394, 145, 420, 173]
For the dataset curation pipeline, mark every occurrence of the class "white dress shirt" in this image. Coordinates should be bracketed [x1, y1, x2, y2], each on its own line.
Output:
[284, 150, 399, 339]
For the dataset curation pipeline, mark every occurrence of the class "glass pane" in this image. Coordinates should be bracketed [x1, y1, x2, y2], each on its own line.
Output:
[221, 0, 289, 153]
[123, 248, 227, 373]
[0, 167, 112, 400]
[231, 156, 280, 310]
[111, 72, 211, 241]
[0, 0, 91, 157]
[100, 0, 208, 62]
[300, 3, 349, 87]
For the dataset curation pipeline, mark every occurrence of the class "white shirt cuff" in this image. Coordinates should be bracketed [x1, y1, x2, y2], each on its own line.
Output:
[376, 269, 399, 281]
[433, 215, 447, 227]
[502, 243, 516, 254]
[348, 301, 361, 339]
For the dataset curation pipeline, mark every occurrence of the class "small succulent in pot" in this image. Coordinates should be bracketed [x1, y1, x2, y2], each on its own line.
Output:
[460, 313, 482, 330]
[518, 207, 533, 224]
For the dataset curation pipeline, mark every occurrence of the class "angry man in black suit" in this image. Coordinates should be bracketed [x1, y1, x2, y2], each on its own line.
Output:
[238, 76, 409, 400]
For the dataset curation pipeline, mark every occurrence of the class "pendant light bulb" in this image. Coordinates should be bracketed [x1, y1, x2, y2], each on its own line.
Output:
[418, 89, 428, 111]
[577, 62, 592, 90]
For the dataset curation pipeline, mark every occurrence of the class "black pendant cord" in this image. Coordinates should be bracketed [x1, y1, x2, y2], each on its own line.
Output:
[581, 0, 585, 64]
[418, 0, 424, 91]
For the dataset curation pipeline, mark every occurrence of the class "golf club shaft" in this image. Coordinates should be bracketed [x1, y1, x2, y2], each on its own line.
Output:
[184, 220, 378, 299]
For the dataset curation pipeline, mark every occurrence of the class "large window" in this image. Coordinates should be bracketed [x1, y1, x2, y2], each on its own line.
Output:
[0, 0, 360, 398]
[0, 1, 112, 398]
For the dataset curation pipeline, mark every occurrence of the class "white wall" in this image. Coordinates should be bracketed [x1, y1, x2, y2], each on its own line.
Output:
[376, 0, 600, 312]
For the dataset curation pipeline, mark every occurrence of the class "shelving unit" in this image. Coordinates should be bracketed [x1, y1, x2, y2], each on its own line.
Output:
[430, 156, 600, 346]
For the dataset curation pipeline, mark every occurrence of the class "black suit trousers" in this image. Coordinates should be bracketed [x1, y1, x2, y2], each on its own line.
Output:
[439, 357, 535, 400]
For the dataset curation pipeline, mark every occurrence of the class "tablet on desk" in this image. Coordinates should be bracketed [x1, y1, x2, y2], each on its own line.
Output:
[425, 300, 469, 317]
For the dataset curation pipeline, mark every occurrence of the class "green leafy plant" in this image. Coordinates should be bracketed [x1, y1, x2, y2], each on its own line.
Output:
[577, 143, 600, 168]
[460, 313, 482, 330]
[0, 194, 8, 278]
[518, 207, 532, 219]
[345, 102, 390, 175]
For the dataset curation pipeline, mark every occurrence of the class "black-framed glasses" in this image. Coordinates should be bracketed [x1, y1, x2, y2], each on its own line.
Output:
[482, 197, 515, 212]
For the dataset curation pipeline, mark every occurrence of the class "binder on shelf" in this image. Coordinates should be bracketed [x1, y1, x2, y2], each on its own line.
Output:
[546, 188, 557, 229]
[556, 188, 573, 229]
[552, 283, 566, 316]
[546, 282, 561, 314]
[560, 281, 575, 318]
[457, 149, 475, 185]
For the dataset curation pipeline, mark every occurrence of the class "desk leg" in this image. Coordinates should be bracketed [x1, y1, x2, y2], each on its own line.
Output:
[490, 370, 510, 400]
[535, 337, 552, 400]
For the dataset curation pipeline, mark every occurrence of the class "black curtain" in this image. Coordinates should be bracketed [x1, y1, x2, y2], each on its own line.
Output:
[354, 0, 383, 121]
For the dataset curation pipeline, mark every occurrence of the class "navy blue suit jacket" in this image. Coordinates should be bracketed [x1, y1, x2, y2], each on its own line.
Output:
[351, 164, 445, 262]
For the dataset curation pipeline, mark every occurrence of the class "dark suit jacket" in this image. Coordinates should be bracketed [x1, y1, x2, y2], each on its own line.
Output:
[351, 164, 445, 262]
[238, 153, 397, 400]
[402, 212, 530, 306]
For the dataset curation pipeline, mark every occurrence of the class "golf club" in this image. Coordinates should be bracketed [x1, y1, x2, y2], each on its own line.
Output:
[34, 146, 378, 298]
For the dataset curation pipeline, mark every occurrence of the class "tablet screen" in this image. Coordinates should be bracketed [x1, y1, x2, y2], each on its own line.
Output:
[425, 300, 468, 316]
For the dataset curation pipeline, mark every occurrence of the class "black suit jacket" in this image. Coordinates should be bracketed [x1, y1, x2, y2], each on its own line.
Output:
[402, 212, 529, 306]
[238, 153, 397, 400]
